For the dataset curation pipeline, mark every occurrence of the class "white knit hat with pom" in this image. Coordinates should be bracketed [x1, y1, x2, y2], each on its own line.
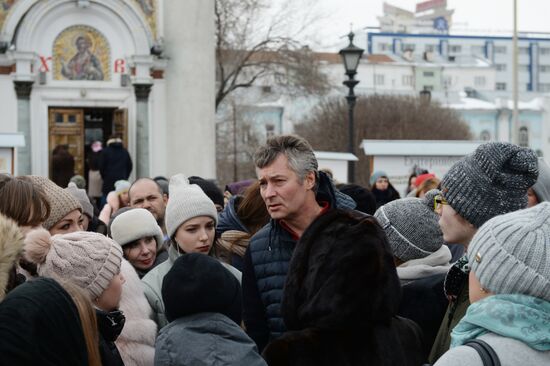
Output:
[165, 174, 218, 238]
[24, 229, 123, 299]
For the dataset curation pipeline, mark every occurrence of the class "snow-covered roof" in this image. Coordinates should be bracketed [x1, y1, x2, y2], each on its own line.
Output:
[360, 140, 483, 156]
[315, 151, 359, 161]
[0, 133, 25, 147]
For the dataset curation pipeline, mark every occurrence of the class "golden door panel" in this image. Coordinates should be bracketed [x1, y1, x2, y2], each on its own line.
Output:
[49, 108, 85, 180]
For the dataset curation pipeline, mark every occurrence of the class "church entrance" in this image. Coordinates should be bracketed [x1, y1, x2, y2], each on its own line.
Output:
[48, 107, 127, 187]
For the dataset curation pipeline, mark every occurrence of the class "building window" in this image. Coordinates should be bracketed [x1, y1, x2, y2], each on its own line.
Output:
[378, 43, 391, 52]
[423, 71, 435, 77]
[519, 47, 530, 55]
[262, 85, 272, 93]
[374, 74, 385, 85]
[471, 45, 485, 55]
[519, 65, 530, 72]
[496, 82, 507, 90]
[540, 47, 550, 55]
[475, 76, 486, 87]
[540, 65, 550, 72]
[402, 44, 415, 51]
[449, 45, 462, 53]
[480, 130, 491, 141]
[402, 75, 413, 86]
[519, 126, 529, 147]
[494, 46, 507, 54]
[423, 85, 434, 91]
[496, 64, 507, 71]
[539, 83, 550, 92]
[425, 44, 436, 52]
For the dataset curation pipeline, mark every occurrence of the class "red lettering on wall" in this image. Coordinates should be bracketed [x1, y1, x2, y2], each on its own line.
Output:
[39, 56, 52, 72]
[114, 59, 126, 73]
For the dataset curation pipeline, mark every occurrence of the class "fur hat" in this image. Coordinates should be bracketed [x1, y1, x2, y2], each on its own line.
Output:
[115, 180, 131, 195]
[165, 174, 218, 238]
[532, 158, 550, 202]
[162, 253, 241, 324]
[469, 202, 550, 301]
[27, 176, 82, 230]
[374, 189, 444, 262]
[440, 142, 538, 228]
[24, 229, 123, 299]
[110, 208, 164, 249]
[65, 182, 94, 219]
[283, 209, 401, 331]
[0, 214, 24, 301]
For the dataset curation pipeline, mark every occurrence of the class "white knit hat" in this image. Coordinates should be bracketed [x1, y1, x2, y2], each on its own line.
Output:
[469, 202, 550, 301]
[110, 208, 164, 249]
[24, 229, 123, 299]
[165, 174, 218, 238]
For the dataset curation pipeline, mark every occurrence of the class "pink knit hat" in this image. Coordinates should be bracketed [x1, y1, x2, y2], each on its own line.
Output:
[24, 229, 122, 299]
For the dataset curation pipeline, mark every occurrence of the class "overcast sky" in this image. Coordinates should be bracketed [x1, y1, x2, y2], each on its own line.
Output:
[308, 0, 547, 51]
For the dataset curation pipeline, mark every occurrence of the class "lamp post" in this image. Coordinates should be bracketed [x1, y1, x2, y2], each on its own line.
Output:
[339, 31, 364, 183]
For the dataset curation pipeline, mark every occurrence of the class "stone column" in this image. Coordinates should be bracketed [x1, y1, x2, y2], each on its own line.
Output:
[14, 80, 33, 175]
[134, 83, 152, 178]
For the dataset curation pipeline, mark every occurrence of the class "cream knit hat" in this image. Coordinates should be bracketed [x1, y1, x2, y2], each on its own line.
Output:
[24, 229, 123, 299]
[27, 176, 82, 230]
[110, 208, 164, 249]
[165, 174, 218, 238]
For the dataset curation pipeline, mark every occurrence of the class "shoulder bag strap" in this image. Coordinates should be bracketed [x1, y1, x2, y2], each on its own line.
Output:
[464, 339, 501, 366]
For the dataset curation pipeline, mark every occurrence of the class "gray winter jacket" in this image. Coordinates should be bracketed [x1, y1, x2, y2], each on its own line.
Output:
[434, 332, 550, 366]
[142, 245, 241, 328]
[155, 312, 267, 366]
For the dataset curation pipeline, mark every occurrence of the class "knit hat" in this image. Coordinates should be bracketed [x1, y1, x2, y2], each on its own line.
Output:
[189, 176, 224, 208]
[440, 142, 538, 228]
[69, 175, 86, 189]
[369, 170, 388, 186]
[338, 184, 377, 215]
[27, 176, 82, 230]
[532, 158, 550, 202]
[110, 208, 164, 249]
[114, 180, 130, 195]
[165, 174, 218, 238]
[24, 229, 123, 299]
[415, 173, 435, 187]
[468, 202, 550, 301]
[65, 182, 93, 219]
[374, 189, 444, 262]
[162, 253, 242, 323]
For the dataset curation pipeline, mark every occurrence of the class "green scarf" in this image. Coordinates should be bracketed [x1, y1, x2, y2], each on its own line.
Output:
[451, 294, 550, 351]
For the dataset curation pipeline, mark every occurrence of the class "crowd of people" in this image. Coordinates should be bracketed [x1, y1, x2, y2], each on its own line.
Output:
[0, 134, 548, 365]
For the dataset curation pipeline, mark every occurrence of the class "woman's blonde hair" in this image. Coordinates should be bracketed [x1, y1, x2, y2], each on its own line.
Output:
[59, 280, 102, 366]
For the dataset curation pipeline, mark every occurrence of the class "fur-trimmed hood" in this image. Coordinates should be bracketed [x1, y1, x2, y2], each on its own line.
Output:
[0, 214, 24, 301]
[282, 209, 401, 331]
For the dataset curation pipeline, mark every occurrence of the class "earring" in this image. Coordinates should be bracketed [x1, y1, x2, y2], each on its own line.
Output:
[480, 287, 488, 293]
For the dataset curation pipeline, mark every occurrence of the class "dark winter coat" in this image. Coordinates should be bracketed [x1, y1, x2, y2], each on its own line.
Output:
[96, 308, 126, 366]
[51, 146, 75, 188]
[372, 183, 401, 209]
[99, 142, 132, 196]
[262, 209, 425, 366]
[242, 172, 356, 352]
[217, 195, 248, 235]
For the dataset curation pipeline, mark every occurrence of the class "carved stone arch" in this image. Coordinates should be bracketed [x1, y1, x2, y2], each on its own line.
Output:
[3, 0, 153, 55]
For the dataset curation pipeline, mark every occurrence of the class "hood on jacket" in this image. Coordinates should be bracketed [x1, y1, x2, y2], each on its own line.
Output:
[155, 312, 266, 366]
[316, 171, 356, 210]
[282, 209, 401, 331]
[217, 195, 248, 235]
[0, 214, 24, 301]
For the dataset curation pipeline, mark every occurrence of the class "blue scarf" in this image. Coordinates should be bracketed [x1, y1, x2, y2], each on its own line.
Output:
[451, 294, 550, 351]
[451, 295, 550, 351]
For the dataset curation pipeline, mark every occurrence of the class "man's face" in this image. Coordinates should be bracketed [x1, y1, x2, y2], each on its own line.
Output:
[129, 180, 167, 225]
[257, 154, 315, 222]
[438, 203, 477, 246]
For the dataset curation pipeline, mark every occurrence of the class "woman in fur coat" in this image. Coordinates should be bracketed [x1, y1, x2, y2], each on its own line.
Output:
[115, 260, 157, 366]
[262, 209, 425, 366]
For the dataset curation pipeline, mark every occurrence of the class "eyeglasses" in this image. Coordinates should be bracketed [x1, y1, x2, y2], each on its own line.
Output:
[433, 194, 448, 213]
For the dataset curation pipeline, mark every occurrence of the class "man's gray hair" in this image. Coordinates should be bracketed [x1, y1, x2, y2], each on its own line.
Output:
[254, 134, 318, 182]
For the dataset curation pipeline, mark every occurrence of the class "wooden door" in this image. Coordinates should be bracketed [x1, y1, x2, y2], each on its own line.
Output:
[49, 108, 85, 179]
[113, 108, 128, 148]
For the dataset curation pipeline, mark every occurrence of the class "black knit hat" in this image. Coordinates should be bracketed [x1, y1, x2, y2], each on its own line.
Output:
[337, 184, 377, 215]
[162, 253, 242, 324]
[188, 176, 224, 208]
[441, 142, 538, 228]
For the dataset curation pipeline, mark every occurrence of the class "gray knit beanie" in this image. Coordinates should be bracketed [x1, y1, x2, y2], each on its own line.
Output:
[440, 142, 538, 228]
[27, 176, 82, 230]
[165, 174, 218, 238]
[374, 189, 444, 262]
[468, 202, 550, 301]
[65, 182, 94, 219]
[532, 158, 550, 203]
[110, 208, 164, 249]
[24, 229, 123, 299]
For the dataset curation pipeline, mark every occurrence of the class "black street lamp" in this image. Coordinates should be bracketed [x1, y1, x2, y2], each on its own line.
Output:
[339, 31, 364, 183]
